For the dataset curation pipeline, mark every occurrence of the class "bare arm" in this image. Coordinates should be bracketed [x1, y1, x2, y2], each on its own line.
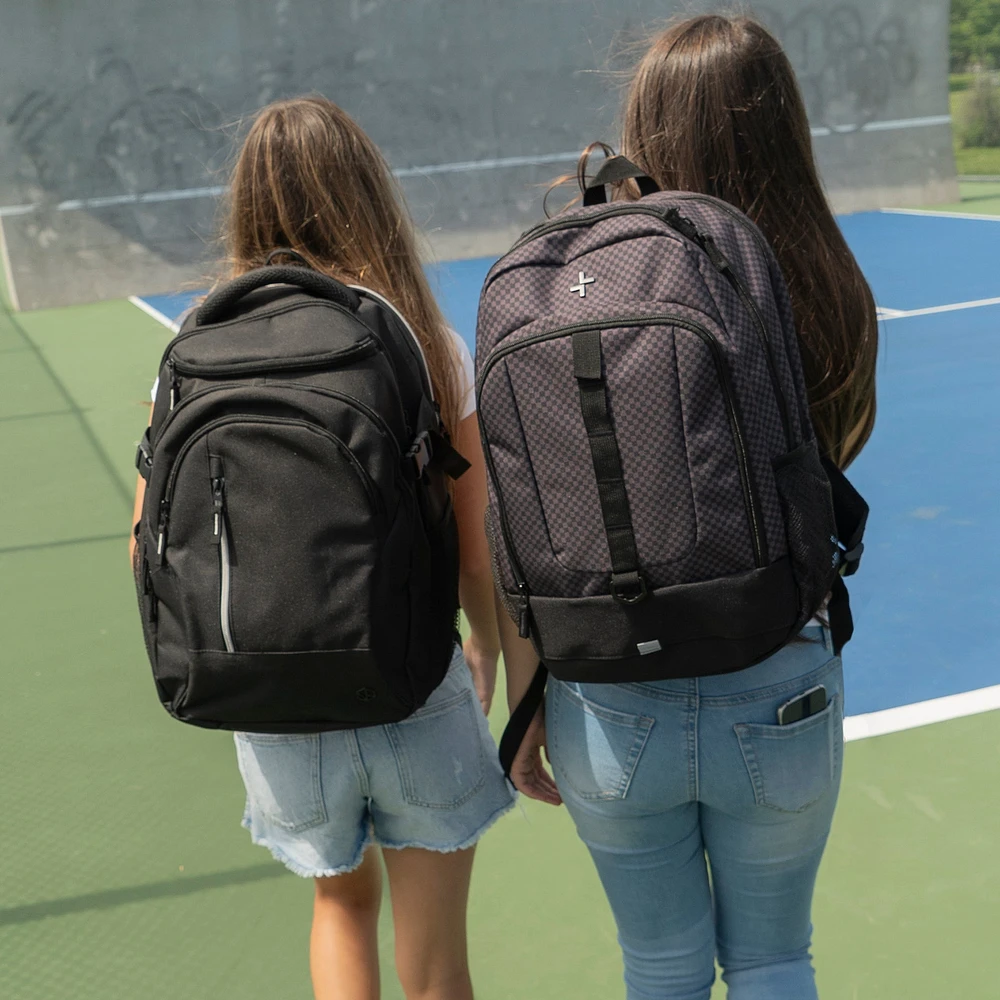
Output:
[452, 412, 501, 714]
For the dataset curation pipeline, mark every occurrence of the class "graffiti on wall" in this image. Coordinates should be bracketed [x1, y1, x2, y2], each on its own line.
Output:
[5, 51, 227, 207]
[757, 4, 919, 131]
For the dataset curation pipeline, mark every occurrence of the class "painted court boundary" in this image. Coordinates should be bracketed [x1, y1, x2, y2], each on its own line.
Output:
[843, 685, 1000, 741]
[129, 295, 181, 332]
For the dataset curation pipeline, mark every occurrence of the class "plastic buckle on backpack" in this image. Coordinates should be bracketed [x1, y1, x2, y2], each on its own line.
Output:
[839, 540, 864, 577]
[407, 431, 433, 480]
[135, 428, 153, 482]
[611, 571, 648, 605]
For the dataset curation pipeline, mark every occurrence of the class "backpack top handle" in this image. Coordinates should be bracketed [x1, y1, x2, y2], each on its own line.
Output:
[196, 264, 361, 326]
[582, 154, 660, 206]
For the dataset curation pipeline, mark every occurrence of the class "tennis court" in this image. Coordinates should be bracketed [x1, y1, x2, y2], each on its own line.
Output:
[1, 189, 999, 998]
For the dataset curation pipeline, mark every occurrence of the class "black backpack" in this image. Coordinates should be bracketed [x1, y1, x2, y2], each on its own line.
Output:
[134, 260, 468, 732]
[475, 158, 868, 767]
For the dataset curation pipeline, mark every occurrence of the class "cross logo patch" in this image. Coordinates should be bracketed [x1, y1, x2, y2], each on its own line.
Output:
[570, 272, 595, 297]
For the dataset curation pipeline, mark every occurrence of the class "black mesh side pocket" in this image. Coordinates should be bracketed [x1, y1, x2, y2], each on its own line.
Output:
[772, 440, 840, 630]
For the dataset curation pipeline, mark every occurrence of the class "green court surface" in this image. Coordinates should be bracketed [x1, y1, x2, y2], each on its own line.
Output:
[2, 191, 999, 1000]
[931, 179, 1000, 215]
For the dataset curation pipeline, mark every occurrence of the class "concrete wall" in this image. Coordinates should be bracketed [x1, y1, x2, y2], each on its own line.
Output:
[0, 0, 957, 310]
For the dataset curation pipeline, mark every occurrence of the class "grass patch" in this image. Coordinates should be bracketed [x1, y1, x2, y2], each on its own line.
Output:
[955, 146, 1000, 175]
[950, 74, 1000, 176]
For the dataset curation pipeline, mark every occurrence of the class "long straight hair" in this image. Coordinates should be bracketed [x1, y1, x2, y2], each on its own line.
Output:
[615, 15, 877, 467]
[222, 96, 462, 437]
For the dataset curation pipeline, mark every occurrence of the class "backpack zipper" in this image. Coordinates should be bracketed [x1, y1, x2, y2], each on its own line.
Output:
[674, 195, 794, 448]
[477, 315, 766, 600]
[210, 456, 235, 652]
[153, 381, 401, 457]
[219, 516, 235, 652]
[156, 414, 385, 559]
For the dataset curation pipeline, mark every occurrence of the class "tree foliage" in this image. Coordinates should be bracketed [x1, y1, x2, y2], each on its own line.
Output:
[951, 0, 1000, 71]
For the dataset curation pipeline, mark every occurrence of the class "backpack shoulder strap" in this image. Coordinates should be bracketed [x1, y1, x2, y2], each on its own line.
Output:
[350, 285, 470, 481]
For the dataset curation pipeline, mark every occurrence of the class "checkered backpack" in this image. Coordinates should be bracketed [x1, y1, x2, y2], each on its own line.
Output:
[475, 157, 868, 770]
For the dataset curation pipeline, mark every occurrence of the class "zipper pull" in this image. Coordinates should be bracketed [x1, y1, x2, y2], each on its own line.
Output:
[167, 359, 179, 411]
[211, 478, 226, 542]
[701, 233, 730, 273]
[517, 588, 531, 639]
[210, 457, 225, 543]
[156, 500, 170, 565]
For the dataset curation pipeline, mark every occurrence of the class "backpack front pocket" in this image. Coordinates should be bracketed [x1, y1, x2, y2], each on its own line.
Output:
[160, 414, 385, 654]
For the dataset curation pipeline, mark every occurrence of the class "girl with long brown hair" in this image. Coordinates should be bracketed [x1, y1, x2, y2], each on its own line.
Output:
[130, 96, 514, 1000]
[499, 14, 877, 999]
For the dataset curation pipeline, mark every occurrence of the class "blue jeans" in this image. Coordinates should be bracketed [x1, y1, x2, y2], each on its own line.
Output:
[546, 627, 843, 1000]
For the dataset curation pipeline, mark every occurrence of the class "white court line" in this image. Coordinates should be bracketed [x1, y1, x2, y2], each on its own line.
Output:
[0, 216, 20, 312]
[0, 115, 953, 218]
[878, 295, 1000, 320]
[128, 294, 180, 332]
[394, 150, 581, 177]
[844, 685, 1000, 742]
[810, 114, 952, 138]
[881, 207, 1000, 222]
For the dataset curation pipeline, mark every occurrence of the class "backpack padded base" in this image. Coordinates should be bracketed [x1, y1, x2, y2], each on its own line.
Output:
[529, 557, 800, 682]
[166, 648, 419, 732]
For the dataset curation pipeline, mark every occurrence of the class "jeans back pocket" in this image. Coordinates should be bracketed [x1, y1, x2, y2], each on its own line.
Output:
[549, 682, 654, 801]
[235, 732, 327, 832]
[387, 688, 487, 809]
[734, 693, 841, 813]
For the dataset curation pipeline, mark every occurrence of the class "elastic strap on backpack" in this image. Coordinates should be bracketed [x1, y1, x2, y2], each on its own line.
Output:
[573, 330, 647, 603]
[498, 663, 549, 780]
[583, 155, 660, 206]
[821, 456, 869, 655]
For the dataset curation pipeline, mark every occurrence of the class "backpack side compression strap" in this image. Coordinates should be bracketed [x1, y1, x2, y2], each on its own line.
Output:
[498, 663, 549, 780]
[821, 457, 869, 655]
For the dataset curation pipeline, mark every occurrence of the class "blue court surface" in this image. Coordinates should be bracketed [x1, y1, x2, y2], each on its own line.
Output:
[134, 209, 1000, 724]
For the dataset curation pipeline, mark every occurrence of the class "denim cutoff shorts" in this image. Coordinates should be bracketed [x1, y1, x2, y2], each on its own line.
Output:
[235, 645, 515, 877]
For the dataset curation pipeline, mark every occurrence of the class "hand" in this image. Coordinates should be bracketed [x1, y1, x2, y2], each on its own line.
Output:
[463, 635, 499, 716]
[510, 708, 562, 806]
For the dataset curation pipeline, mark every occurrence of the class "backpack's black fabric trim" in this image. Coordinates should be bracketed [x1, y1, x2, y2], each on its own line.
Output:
[572, 329, 645, 601]
[527, 557, 799, 680]
[171, 649, 413, 732]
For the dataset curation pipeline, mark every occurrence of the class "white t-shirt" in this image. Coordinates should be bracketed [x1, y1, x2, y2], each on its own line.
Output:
[451, 330, 476, 421]
[152, 327, 476, 418]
